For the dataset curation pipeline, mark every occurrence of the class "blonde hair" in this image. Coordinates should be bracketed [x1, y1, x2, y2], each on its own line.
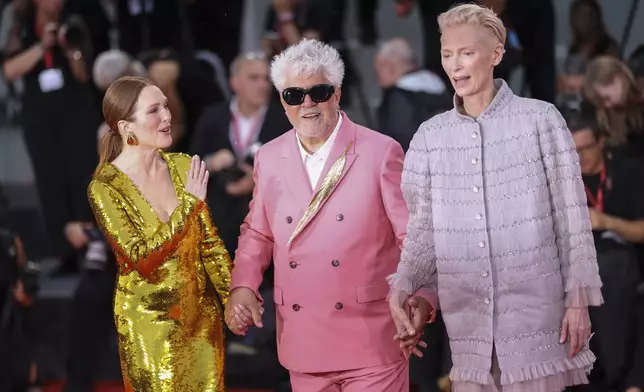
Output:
[437, 3, 507, 46]
[583, 56, 644, 145]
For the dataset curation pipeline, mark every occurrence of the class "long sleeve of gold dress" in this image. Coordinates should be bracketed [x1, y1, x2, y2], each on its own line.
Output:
[87, 151, 232, 392]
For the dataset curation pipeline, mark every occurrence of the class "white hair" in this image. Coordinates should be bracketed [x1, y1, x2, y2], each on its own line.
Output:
[92, 50, 147, 91]
[270, 39, 345, 91]
[377, 38, 417, 67]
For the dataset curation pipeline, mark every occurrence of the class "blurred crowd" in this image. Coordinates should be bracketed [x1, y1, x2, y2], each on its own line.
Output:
[0, 0, 643, 392]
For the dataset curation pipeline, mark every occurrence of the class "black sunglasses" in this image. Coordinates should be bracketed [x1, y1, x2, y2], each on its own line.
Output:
[281, 84, 335, 106]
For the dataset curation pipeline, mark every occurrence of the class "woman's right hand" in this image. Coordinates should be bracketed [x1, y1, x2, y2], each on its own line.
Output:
[185, 155, 209, 201]
[41, 22, 58, 49]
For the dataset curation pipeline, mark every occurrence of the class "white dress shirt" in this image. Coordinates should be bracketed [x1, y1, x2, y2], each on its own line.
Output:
[229, 98, 267, 157]
[296, 113, 343, 189]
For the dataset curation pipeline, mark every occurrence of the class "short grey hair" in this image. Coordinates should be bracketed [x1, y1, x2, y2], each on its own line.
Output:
[230, 51, 268, 75]
[270, 39, 345, 91]
[92, 50, 146, 91]
[377, 38, 417, 67]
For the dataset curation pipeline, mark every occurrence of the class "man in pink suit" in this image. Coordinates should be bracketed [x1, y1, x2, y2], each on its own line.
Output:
[223, 39, 433, 391]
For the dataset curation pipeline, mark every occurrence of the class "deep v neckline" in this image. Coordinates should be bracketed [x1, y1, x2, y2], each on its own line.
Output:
[107, 151, 182, 225]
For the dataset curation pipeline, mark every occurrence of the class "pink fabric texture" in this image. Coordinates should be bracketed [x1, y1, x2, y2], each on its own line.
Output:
[231, 113, 412, 373]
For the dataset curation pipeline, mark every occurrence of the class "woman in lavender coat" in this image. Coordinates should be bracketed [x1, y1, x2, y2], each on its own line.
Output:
[387, 3, 603, 392]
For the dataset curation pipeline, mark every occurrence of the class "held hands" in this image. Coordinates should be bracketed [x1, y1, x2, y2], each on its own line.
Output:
[388, 289, 433, 359]
[560, 306, 592, 358]
[224, 287, 265, 335]
[185, 155, 209, 201]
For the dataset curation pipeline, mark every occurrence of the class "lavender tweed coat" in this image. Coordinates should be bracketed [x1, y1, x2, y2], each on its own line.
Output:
[388, 80, 604, 391]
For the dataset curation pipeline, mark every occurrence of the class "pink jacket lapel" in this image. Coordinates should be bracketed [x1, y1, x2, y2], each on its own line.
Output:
[283, 112, 358, 246]
[313, 112, 357, 193]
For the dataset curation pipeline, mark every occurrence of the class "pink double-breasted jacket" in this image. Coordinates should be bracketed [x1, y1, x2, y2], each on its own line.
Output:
[230, 112, 412, 373]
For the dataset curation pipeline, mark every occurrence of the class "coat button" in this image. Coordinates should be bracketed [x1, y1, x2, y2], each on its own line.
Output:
[336, 214, 344, 221]
[335, 302, 343, 310]
[286, 216, 293, 224]
[292, 304, 300, 311]
[475, 213, 483, 220]
[472, 186, 479, 193]
[482, 271, 489, 278]
[471, 157, 478, 165]
[289, 261, 297, 269]
[331, 259, 339, 267]
[478, 241, 486, 248]
[471, 132, 478, 139]
[484, 297, 491, 305]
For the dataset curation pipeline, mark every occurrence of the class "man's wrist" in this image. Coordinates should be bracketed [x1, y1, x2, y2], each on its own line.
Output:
[277, 12, 295, 23]
[603, 214, 620, 232]
[67, 49, 82, 61]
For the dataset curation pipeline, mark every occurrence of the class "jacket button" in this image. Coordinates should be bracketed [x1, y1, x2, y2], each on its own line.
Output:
[331, 259, 339, 267]
[286, 216, 293, 224]
[336, 214, 344, 221]
[289, 261, 297, 269]
[292, 304, 300, 311]
[335, 302, 343, 310]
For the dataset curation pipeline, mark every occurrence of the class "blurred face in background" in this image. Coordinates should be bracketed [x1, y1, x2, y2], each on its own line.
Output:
[440, 24, 503, 98]
[593, 75, 627, 108]
[281, 72, 341, 139]
[121, 85, 173, 150]
[571, 2, 600, 39]
[374, 55, 398, 88]
[230, 59, 271, 108]
[572, 128, 604, 174]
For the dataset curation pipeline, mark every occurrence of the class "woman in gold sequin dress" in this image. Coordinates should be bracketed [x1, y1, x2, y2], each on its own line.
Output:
[87, 76, 231, 392]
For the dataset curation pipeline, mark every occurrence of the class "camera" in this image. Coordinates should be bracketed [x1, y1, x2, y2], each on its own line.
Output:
[217, 143, 261, 188]
[62, 17, 88, 50]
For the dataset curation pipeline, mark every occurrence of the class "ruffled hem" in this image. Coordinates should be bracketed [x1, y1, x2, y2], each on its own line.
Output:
[453, 369, 589, 392]
[501, 349, 595, 384]
[450, 367, 496, 385]
[452, 350, 595, 392]
[563, 261, 603, 307]
[564, 287, 604, 307]
[386, 272, 416, 296]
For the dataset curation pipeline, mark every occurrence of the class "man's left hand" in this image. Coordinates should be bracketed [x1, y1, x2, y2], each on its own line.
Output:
[225, 163, 255, 196]
[396, 296, 433, 359]
[589, 208, 608, 231]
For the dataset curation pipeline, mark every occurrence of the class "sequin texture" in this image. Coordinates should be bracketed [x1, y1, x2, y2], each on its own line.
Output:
[88, 151, 231, 392]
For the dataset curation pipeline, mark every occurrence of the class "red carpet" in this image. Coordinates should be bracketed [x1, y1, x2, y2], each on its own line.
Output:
[40, 382, 272, 392]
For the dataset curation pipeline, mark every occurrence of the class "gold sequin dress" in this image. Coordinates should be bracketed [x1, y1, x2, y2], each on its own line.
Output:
[87, 151, 231, 392]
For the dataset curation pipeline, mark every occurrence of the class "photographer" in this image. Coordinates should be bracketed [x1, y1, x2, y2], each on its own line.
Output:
[1, 0, 100, 274]
[0, 185, 39, 391]
[569, 111, 644, 392]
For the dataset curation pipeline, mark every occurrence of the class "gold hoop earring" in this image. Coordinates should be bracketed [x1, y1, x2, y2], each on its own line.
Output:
[126, 132, 139, 146]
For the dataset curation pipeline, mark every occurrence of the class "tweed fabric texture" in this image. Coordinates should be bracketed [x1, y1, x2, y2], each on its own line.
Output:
[388, 80, 603, 391]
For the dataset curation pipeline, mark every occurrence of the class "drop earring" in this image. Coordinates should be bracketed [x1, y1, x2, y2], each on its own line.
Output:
[126, 132, 139, 146]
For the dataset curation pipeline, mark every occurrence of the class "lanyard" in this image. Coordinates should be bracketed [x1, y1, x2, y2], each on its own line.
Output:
[585, 165, 606, 212]
[231, 114, 261, 157]
[34, 24, 54, 69]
